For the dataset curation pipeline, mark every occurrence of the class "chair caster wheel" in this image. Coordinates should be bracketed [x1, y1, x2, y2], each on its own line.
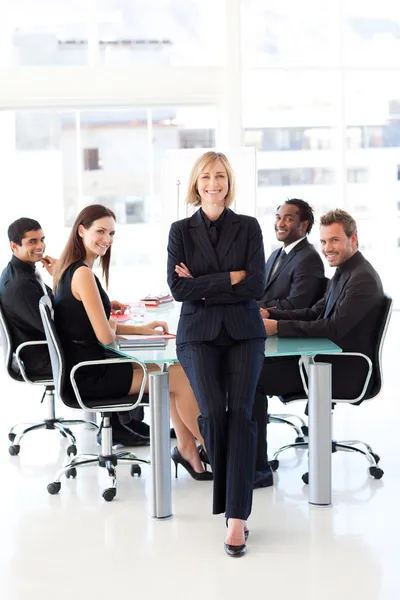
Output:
[66, 445, 77, 456]
[130, 464, 142, 477]
[47, 482, 61, 495]
[8, 433, 16, 442]
[369, 466, 384, 479]
[301, 425, 308, 436]
[371, 453, 380, 464]
[8, 444, 20, 456]
[302, 472, 309, 485]
[295, 436, 305, 443]
[102, 488, 116, 502]
[269, 459, 279, 471]
[65, 467, 77, 479]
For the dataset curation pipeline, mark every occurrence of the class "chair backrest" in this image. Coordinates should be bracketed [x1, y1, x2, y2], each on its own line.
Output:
[0, 299, 24, 382]
[363, 293, 393, 400]
[39, 295, 75, 407]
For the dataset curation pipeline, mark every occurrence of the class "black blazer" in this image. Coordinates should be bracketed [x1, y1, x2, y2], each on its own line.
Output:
[260, 238, 326, 310]
[167, 208, 266, 344]
[0, 256, 52, 377]
[270, 251, 384, 395]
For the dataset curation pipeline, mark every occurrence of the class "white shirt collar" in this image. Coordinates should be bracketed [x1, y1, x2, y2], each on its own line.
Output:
[283, 236, 306, 255]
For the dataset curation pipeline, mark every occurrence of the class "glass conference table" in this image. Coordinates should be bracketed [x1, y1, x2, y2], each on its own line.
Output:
[107, 330, 341, 519]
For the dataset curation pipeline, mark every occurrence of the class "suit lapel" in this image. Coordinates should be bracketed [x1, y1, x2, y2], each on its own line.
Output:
[188, 209, 220, 272]
[216, 209, 241, 265]
[265, 249, 279, 285]
[266, 250, 294, 287]
[324, 271, 350, 318]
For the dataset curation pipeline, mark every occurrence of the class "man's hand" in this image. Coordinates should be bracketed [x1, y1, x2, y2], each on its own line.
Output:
[110, 300, 129, 314]
[263, 318, 278, 336]
[175, 263, 193, 278]
[139, 321, 169, 335]
[260, 308, 270, 319]
[230, 270, 246, 286]
[40, 255, 57, 276]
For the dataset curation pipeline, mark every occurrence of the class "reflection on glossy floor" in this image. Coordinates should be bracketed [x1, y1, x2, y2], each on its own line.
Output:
[1, 315, 399, 600]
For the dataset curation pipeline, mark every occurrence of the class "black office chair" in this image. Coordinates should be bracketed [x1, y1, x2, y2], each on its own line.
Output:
[39, 296, 150, 502]
[0, 300, 97, 457]
[269, 294, 393, 483]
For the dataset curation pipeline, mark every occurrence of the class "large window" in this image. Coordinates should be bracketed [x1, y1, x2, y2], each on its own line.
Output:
[0, 106, 216, 299]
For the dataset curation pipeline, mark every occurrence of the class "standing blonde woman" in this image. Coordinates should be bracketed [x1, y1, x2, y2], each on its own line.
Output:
[167, 152, 266, 557]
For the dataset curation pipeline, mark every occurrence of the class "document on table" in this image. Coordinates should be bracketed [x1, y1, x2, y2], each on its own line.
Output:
[118, 333, 176, 349]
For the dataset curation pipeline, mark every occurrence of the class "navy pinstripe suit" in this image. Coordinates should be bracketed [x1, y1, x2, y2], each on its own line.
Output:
[167, 208, 266, 520]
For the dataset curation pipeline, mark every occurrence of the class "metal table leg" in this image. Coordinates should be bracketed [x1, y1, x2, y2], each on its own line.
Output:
[149, 370, 172, 519]
[308, 362, 332, 506]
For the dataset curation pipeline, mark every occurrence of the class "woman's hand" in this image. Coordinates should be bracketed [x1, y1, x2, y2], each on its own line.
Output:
[260, 308, 270, 319]
[230, 270, 246, 286]
[40, 255, 58, 276]
[109, 317, 118, 331]
[110, 300, 129, 314]
[175, 263, 193, 278]
[138, 321, 169, 335]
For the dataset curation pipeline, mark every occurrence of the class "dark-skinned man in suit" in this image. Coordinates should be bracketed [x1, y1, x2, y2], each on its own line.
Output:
[253, 199, 327, 488]
[256, 210, 384, 472]
[260, 198, 325, 311]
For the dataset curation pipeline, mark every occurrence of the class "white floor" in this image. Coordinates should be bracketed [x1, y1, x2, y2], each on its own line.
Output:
[1, 315, 400, 600]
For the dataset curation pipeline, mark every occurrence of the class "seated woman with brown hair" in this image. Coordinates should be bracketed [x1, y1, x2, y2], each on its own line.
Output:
[52, 203, 211, 479]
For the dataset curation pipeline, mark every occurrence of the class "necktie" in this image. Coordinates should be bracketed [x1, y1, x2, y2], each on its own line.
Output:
[323, 270, 341, 317]
[35, 269, 48, 296]
[209, 223, 218, 248]
[269, 249, 286, 280]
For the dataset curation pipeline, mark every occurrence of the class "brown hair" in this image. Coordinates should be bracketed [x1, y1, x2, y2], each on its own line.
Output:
[186, 151, 235, 207]
[320, 209, 357, 238]
[53, 204, 116, 290]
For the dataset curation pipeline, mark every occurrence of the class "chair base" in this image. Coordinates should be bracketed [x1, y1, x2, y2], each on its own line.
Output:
[269, 413, 308, 442]
[271, 439, 384, 480]
[46, 415, 150, 501]
[8, 387, 98, 457]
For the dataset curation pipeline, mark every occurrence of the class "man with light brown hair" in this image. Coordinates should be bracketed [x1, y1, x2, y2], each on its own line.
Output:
[255, 209, 384, 472]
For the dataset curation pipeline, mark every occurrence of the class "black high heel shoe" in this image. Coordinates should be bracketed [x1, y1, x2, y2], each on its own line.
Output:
[224, 519, 248, 558]
[171, 447, 213, 481]
[197, 444, 210, 470]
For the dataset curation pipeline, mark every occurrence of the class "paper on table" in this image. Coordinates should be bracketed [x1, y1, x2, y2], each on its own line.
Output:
[118, 333, 176, 341]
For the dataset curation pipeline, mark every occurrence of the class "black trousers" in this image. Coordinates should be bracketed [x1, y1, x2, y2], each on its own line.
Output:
[177, 330, 265, 520]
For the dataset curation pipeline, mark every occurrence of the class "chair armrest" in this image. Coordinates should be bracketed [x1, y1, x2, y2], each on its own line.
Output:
[299, 352, 373, 404]
[15, 340, 52, 385]
[69, 357, 147, 413]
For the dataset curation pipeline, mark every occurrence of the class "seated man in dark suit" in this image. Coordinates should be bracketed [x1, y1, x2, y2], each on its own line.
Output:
[254, 199, 326, 488]
[0, 218, 55, 379]
[260, 198, 326, 310]
[256, 209, 384, 476]
[0, 218, 149, 446]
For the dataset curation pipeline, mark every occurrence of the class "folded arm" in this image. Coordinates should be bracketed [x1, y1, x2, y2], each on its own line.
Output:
[204, 219, 266, 306]
[167, 222, 232, 302]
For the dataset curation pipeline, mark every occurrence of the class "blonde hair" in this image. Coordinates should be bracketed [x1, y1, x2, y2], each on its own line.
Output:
[186, 151, 235, 207]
